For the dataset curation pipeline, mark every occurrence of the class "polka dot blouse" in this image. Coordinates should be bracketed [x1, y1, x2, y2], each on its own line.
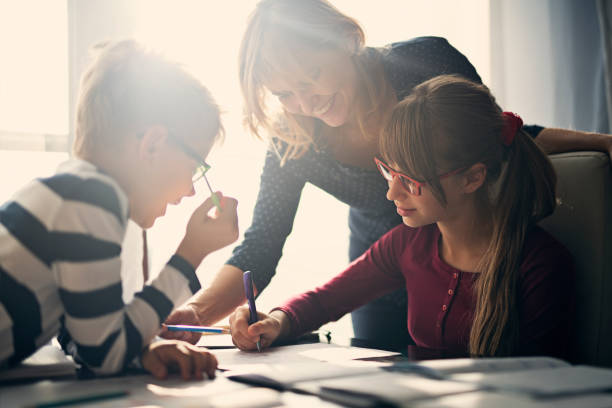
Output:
[227, 37, 541, 296]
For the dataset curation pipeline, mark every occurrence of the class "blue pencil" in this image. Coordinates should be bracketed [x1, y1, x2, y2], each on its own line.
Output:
[164, 324, 230, 334]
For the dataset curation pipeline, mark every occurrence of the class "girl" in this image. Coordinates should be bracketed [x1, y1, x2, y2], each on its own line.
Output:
[228, 75, 573, 358]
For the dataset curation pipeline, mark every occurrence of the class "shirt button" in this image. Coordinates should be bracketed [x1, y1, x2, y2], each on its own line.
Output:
[448, 289, 453, 296]
[442, 305, 447, 311]
[453, 273, 458, 279]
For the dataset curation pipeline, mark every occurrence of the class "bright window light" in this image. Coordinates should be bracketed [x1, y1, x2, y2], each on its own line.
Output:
[0, 0, 68, 135]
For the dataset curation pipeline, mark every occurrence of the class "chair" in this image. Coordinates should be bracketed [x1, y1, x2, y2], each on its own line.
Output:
[539, 151, 612, 367]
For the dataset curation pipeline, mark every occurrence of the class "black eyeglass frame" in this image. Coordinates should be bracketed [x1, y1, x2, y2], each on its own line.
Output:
[166, 131, 212, 183]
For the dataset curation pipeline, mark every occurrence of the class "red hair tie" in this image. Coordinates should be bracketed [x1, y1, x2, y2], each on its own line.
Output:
[501, 111, 523, 146]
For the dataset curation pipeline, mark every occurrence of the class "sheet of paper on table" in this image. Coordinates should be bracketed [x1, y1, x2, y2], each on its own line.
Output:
[450, 365, 612, 397]
[412, 390, 612, 408]
[214, 342, 400, 371]
[196, 332, 236, 349]
[295, 371, 480, 407]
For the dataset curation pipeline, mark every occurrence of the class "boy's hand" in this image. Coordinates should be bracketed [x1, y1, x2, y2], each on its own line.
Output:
[141, 340, 217, 380]
[229, 306, 285, 351]
[177, 192, 239, 268]
[159, 304, 202, 344]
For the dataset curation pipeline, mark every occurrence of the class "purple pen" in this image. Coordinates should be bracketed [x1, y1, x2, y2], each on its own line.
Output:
[243, 270, 262, 352]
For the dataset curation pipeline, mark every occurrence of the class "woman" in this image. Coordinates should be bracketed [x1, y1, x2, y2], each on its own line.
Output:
[163, 0, 606, 350]
[229, 75, 573, 358]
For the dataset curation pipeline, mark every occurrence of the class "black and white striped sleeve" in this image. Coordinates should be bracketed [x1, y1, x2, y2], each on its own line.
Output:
[43, 175, 200, 374]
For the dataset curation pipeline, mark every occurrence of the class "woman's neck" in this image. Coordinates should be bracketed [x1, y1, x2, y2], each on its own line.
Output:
[323, 86, 396, 169]
[437, 200, 493, 273]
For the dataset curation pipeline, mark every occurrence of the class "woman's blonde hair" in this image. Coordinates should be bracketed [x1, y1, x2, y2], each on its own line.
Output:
[73, 39, 224, 160]
[239, 0, 393, 164]
[380, 75, 557, 356]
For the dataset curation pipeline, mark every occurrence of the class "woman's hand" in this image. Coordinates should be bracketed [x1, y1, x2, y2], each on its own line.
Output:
[141, 340, 217, 380]
[159, 304, 203, 344]
[229, 306, 288, 351]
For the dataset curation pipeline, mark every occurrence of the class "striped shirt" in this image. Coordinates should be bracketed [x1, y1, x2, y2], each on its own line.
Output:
[0, 159, 200, 374]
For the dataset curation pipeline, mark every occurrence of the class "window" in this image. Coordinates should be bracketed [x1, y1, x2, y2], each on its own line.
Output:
[0, 0, 69, 203]
[0, 0, 69, 149]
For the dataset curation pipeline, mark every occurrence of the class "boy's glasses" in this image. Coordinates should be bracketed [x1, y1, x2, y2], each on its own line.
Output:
[166, 132, 211, 183]
[374, 157, 466, 196]
[166, 131, 222, 210]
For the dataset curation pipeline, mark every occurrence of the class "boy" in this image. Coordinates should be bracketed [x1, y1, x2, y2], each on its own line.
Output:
[0, 40, 238, 380]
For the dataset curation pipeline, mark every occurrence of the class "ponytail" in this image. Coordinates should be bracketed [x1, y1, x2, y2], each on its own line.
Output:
[470, 128, 556, 356]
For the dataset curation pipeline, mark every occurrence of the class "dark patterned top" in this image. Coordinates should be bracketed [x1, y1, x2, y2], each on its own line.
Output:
[227, 37, 541, 297]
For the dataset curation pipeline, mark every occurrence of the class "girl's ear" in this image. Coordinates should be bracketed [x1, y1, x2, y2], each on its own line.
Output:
[138, 125, 169, 162]
[462, 163, 487, 194]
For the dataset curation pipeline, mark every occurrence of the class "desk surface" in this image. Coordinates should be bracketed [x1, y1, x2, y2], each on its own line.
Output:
[0, 342, 395, 408]
[3, 341, 612, 408]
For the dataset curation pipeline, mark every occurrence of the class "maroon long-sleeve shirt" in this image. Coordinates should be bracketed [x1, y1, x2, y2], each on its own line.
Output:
[276, 223, 573, 358]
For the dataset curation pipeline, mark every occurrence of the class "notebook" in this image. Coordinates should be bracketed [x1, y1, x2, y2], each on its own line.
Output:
[0, 343, 77, 382]
[292, 357, 612, 408]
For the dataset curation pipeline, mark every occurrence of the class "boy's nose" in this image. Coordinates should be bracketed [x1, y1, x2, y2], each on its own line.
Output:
[187, 185, 196, 197]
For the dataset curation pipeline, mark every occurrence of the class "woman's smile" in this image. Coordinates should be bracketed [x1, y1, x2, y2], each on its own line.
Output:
[312, 93, 336, 117]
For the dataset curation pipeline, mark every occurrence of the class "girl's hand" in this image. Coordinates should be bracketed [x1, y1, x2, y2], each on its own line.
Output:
[229, 306, 285, 351]
[141, 340, 217, 380]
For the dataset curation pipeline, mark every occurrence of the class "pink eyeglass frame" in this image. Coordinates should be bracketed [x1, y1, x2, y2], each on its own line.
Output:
[374, 157, 467, 196]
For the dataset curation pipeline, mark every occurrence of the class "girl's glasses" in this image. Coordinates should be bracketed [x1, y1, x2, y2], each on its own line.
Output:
[374, 157, 466, 196]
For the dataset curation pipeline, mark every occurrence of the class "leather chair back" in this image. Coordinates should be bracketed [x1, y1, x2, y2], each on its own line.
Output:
[540, 151, 612, 367]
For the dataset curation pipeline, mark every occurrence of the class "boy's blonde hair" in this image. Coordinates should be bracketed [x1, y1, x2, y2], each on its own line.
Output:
[73, 39, 223, 159]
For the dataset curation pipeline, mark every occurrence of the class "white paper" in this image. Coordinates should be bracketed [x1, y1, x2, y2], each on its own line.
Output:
[196, 332, 235, 349]
[215, 342, 342, 369]
[413, 390, 612, 408]
[215, 342, 399, 371]
[298, 346, 400, 362]
[417, 356, 569, 376]
[295, 371, 479, 406]
[226, 360, 383, 386]
[451, 365, 612, 397]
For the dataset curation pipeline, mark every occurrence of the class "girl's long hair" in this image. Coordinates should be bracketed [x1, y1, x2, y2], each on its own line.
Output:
[239, 0, 393, 164]
[380, 75, 557, 356]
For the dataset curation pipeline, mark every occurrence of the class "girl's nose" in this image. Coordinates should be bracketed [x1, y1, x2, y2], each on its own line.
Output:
[386, 176, 407, 201]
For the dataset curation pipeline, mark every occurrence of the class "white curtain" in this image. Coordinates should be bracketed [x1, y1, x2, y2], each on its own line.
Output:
[598, 0, 612, 131]
[490, 0, 608, 133]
